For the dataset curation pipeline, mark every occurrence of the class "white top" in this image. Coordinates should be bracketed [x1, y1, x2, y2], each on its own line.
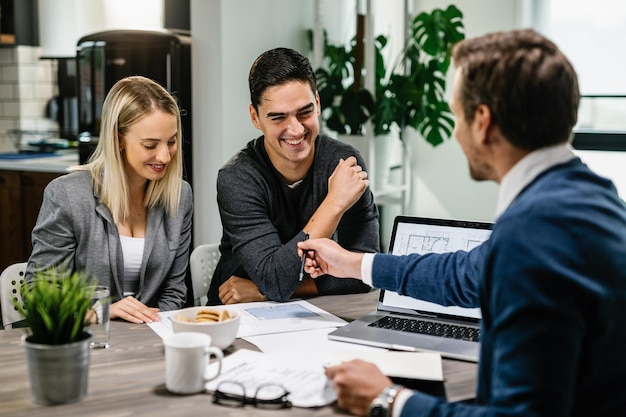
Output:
[119, 235, 145, 296]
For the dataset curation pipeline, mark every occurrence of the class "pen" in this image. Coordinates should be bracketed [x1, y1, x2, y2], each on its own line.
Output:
[299, 232, 310, 281]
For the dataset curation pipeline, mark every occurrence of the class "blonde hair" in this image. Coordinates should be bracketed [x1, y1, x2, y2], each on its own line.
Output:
[69, 76, 184, 224]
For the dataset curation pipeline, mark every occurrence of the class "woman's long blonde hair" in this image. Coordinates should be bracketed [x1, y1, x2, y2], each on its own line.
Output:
[70, 76, 184, 224]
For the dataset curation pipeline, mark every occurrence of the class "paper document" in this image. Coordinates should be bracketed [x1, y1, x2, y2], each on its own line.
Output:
[204, 349, 336, 408]
[148, 299, 347, 340]
[244, 328, 443, 382]
[329, 350, 443, 381]
[244, 327, 377, 358]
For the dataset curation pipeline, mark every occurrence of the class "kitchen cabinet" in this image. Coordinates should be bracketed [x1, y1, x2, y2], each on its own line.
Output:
[0, 170, 61, 271]
[0, 0, 39, 46]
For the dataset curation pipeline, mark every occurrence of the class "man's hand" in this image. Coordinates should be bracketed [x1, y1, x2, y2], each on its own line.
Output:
[325, 359, 394, 416]
[218, 275, 267, 304]
[302, 156, 370, 240]
[326, 156, 369, 214]
[110, 296, 160, 324]
[298, 238, 364, 279]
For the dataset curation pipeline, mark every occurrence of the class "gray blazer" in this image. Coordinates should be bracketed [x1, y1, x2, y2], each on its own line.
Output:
[26, 170, 193, 311]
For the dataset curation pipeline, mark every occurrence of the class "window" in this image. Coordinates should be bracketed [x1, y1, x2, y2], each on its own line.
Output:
[531, 0, 626, 197]
[533, 0, 626, 96]
[532, 0, 626, 134]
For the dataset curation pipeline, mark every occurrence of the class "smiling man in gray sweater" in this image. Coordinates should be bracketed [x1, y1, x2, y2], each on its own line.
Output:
[206, 47, 379, 305]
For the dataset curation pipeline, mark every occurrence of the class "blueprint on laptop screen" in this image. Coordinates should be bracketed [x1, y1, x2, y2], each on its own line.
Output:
[382, 220, 492, 319]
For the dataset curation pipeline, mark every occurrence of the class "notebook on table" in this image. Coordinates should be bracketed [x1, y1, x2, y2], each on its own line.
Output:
[328, 216, 492, 362]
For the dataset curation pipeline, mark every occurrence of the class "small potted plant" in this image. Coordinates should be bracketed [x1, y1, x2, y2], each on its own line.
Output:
[16, 267, 97, 405]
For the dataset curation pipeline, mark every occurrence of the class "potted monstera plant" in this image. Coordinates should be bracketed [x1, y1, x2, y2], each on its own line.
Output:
[314, 4, 465, 146]
[16, 267, 97, 405]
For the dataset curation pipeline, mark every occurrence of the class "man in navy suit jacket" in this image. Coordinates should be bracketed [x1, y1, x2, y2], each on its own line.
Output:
[299, 29, 626, 417]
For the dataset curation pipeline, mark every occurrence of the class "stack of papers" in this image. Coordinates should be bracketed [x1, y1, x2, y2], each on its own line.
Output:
[148, 300, 346, 339]
[244, 327, 443, 381]
[205, 349, 335, 408]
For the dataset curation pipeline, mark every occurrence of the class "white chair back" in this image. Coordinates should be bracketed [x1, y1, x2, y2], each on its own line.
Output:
[0, 262, 27, 329]
[189, 243, 220, 306]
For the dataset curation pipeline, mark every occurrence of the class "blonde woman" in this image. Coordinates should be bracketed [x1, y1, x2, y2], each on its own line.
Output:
[27, 76, 193, 324]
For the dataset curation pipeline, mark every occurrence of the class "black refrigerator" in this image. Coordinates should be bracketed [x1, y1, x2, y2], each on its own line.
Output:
[76, 29, 193, 185]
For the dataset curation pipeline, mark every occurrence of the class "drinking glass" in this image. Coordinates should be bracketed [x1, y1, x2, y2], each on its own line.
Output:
[87, 285, 110, 349]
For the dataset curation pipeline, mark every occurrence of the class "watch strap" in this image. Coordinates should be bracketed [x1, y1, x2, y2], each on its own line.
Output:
[369, 384, 404, 417]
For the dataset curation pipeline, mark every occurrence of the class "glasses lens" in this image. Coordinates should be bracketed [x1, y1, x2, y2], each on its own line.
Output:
[213, 381, 246, 407]
[254, 384, 292, 409]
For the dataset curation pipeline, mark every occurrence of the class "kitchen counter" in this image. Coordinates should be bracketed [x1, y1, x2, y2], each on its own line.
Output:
[0, 150, 79, 173]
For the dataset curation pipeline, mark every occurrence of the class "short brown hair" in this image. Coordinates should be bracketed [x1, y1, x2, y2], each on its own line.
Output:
[248, 47, 317, 111]
[452, 29, 580, 150]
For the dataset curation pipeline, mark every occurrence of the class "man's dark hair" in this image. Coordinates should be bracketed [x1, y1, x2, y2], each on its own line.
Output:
[248, 47, 317, 111]
[452, 29, 580, 150]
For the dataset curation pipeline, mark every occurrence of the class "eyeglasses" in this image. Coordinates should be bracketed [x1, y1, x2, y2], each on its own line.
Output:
[212, 381, 292, 409]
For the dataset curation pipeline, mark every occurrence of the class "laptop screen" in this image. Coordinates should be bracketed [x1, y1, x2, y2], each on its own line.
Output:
[378, 216, 492, 321]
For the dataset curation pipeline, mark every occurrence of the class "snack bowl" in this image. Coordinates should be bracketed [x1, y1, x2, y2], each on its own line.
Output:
[170, 307, 240, 350]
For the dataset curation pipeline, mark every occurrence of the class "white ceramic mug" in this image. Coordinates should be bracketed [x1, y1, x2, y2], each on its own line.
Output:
[163, 332, 223, 394]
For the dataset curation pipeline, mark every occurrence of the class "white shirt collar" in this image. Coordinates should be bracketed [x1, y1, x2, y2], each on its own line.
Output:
[496, 143, 577, 217]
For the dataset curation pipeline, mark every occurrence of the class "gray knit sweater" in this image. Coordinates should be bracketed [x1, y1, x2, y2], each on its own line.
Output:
[208, 134, 379, 304]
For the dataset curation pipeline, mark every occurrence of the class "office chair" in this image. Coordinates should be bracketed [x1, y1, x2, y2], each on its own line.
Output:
[189, 243, 221, 306]
[0, 262, 27, 329]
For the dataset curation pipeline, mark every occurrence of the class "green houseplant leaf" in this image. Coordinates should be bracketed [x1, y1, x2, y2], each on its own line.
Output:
[314, 31, 375, 135]
[16, 267, 97, 345]
[312, 4, 464, 146]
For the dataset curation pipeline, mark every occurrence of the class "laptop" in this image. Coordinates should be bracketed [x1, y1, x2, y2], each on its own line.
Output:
[328, 216, 492, 362]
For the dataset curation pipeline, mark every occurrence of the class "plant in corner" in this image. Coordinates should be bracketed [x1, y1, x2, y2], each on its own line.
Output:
[314, 5, 465, 146]
[16, 267, 97, 405]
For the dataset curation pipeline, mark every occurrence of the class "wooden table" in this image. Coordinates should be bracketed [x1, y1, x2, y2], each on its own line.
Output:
[0, 291, 477, 416]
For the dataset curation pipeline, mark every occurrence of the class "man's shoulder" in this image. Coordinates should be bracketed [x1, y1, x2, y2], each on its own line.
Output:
[218, 137, 274, 189]
[317, 134, 358, 152]
[220, 137, 266, 170]
[315, 134, 367, 167]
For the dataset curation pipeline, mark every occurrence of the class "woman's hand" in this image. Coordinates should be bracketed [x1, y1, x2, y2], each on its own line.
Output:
[110, 296, 160, 324]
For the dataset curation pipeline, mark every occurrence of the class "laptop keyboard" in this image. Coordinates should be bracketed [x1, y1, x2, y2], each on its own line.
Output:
[368, 315, 481, 342]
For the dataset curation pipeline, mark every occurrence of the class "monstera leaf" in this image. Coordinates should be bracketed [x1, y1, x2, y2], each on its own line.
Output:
[313, 4, 465, 146]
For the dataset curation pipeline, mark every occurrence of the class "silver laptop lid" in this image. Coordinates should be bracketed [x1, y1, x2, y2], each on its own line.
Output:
[377, 216, 493, 322]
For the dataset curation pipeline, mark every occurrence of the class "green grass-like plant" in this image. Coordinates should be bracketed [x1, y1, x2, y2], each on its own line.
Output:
[16, 268, 97, 345]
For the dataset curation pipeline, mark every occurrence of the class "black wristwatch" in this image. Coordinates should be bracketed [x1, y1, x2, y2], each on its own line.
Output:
[369, 384, 403, 417]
